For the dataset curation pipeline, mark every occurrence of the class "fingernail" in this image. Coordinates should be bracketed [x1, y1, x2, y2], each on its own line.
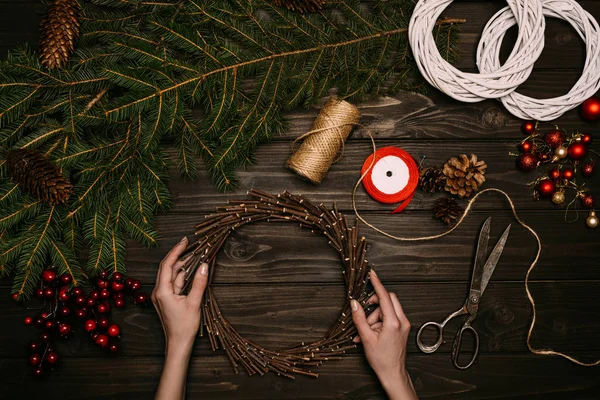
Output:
[178, 237, 188, 245]
[351, 299, 359, 312]
[370, 269, 377, 278]
[352, 336, 360, 343]
[200, 263, 209, 276]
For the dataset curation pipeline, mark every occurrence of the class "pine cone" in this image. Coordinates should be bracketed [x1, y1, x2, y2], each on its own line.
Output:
[433, 197, 463, 225]
[443, 154, 487, 198]
[6, 149, 73, 205]
[39, 0, 82, 69]
[272, 0, 326, 13]
[419, 166, 445, 194]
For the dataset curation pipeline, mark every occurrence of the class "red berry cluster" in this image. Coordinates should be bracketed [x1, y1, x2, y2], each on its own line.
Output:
[19, 269, 149, 377]
[515, 121, 597, 227]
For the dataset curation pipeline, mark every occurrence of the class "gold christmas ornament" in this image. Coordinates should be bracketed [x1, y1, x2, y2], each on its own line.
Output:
[586, 211, 599, 228]
[38, 0, 82, 69]
[552, 190, 565, 205]
[554, 146, 568, 160]
[442, 154, 487, 198]
[272, 0, 326, 13]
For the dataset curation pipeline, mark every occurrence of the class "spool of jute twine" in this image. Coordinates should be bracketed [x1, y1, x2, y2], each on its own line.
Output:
[287, 97, 361, 184]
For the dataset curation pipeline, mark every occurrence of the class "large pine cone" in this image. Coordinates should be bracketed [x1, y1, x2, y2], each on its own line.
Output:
[272, 0, 326, 13]
[39, 0, 82, 69]
[443, 154, 487, 198]
[6, 149, 73, 205]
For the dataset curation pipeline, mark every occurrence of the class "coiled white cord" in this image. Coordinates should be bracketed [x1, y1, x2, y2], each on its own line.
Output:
[409, 0, 600, 120]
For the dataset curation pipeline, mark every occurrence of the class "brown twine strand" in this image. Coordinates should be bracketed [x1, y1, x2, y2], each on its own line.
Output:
[353, 133, 600, 367]
[287, 97, 361, 184]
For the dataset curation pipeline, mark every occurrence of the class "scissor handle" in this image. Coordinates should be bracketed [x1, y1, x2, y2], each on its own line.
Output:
[416, 321, 445, 353]
[451, 323, 480, 370]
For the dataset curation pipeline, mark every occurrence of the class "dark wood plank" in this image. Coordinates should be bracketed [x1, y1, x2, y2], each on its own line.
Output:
[2, 281, 599, 357]
[1, 353, 599, 399]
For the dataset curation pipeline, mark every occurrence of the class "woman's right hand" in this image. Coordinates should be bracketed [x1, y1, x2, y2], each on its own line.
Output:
[351, 270, 418, 400]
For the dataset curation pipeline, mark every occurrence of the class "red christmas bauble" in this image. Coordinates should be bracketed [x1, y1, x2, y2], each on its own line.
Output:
[96, 279, 109, 289]
[517, 153, 538, 171]
[35, 288, 44, 299]
[97, 303, 111, 314]
[46, 352, 59, 364]
[544, 130, 566, 149]
[580, 194, 595, 209]
[111, 281, 124, 292]
[134, 292, 149, 305]
[130, 280, 142, 292]
[75, 308, 88, 319]
[43, 287, 54, 299]
[538, 179, 556, 197]
[107, 324, 120, 337]
[24, 316, 33, 326]
[549, 168, 561, 180]
[74, 295, 86, 307]
[581, 133, 592, 144]
[581, 97, 600, 121]
[582, 162, 595, 176]
[72, 287, 83, 297]
[112, 272, 124, 282]
[519, 141, 533, 153]
[567, 142, 588, 161]
[32, 367, 44, 377]
[42, 270, 56, 283]
[84, 319, 97, 333]
[59, 274, 72, 285]
[30, 353, 41, 366]
[562, 168, 574, 180]
[97, 316, 109, 329]
[95, 334, 109, 348]
[58, 323, 72, 336]
[99, 288, 111, 300]
[109, 343, 119, 353]
[521, 121, 536, 135]
[114, 298, 125, 308]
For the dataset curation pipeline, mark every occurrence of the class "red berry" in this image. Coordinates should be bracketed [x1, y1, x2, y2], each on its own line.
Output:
[581, 97, 600, 122]
[40, 331, 52, 342]
[43, 287, 55, 299]
[59, 274, 73, 285]
[30, 353, 42, 366]
[97, 316, 109, 329]
[130, 280, 142, 292]
[99, 288, 111, 300]
[45, 321, 54, 329]
[134, 292, 148, 305]
[58, 306, 71, 317]
[581, 133, 592, 144]
[35, 318, 46, 329]
[84, 319, 97, 333]
[95, 334, 109, 348]
[58, 288, 70, 302]
[11, 292, 19, 302]
[32, 367, 44, 377]
[72, 287, 83, 297]
[74, 295, 86, 307]
[109, 343, 119, 353]
[538, 179, 556, 197]
[35, 288, 44, 299]
[562, 168, 574, 180]
[75, 308, 88, 319]
[97, 302, 111, 314]
[58, 323, 72, 336]
[567, 142, 588, 161]
[125, 278, 134, 289]
[114, 298, 125, 308]
[521, 121, 536, 135]
[86, 297, 96, 308]
[28, 341, 41, 352]
[113, 291, 124, 299]
[24, 316, 34, 326]
[45, 352, 59, 364]
[40, 312, 49, 319]
[97, 279, 109, 289]
[111, 281, 124, 292]
[42, 270, 57, 283]
[107, 324, 120, 337]
[99, 271, 109, 279]
[112, 272, 124, 282]
[89, 290, 100, 300]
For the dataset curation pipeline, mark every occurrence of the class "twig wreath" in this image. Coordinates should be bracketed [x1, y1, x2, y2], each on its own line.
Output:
[179, 189, 374, 378]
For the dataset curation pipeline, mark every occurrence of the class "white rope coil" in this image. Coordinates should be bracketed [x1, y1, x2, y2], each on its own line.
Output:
[409, 0, 600, 121]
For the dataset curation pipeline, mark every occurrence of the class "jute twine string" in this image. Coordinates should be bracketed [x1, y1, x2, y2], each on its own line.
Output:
[287, 97, 361, 184]
[352, 133, 600, 366]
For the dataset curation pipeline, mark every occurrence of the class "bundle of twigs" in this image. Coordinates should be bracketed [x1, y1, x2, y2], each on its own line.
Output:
[180, 189, 373, 378]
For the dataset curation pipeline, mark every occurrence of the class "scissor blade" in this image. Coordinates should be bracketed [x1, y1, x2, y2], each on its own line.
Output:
[470, 217, 491, 292]
[480, 224, 511, 295]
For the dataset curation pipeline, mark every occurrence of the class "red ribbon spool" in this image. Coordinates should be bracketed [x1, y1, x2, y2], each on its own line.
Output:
[361, 146, 419, 214]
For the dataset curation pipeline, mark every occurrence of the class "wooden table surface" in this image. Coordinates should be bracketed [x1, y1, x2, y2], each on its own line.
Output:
[2, 1, 600, 399]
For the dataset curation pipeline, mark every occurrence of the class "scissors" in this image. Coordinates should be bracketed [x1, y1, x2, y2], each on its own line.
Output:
[416, 217, 511, 370]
